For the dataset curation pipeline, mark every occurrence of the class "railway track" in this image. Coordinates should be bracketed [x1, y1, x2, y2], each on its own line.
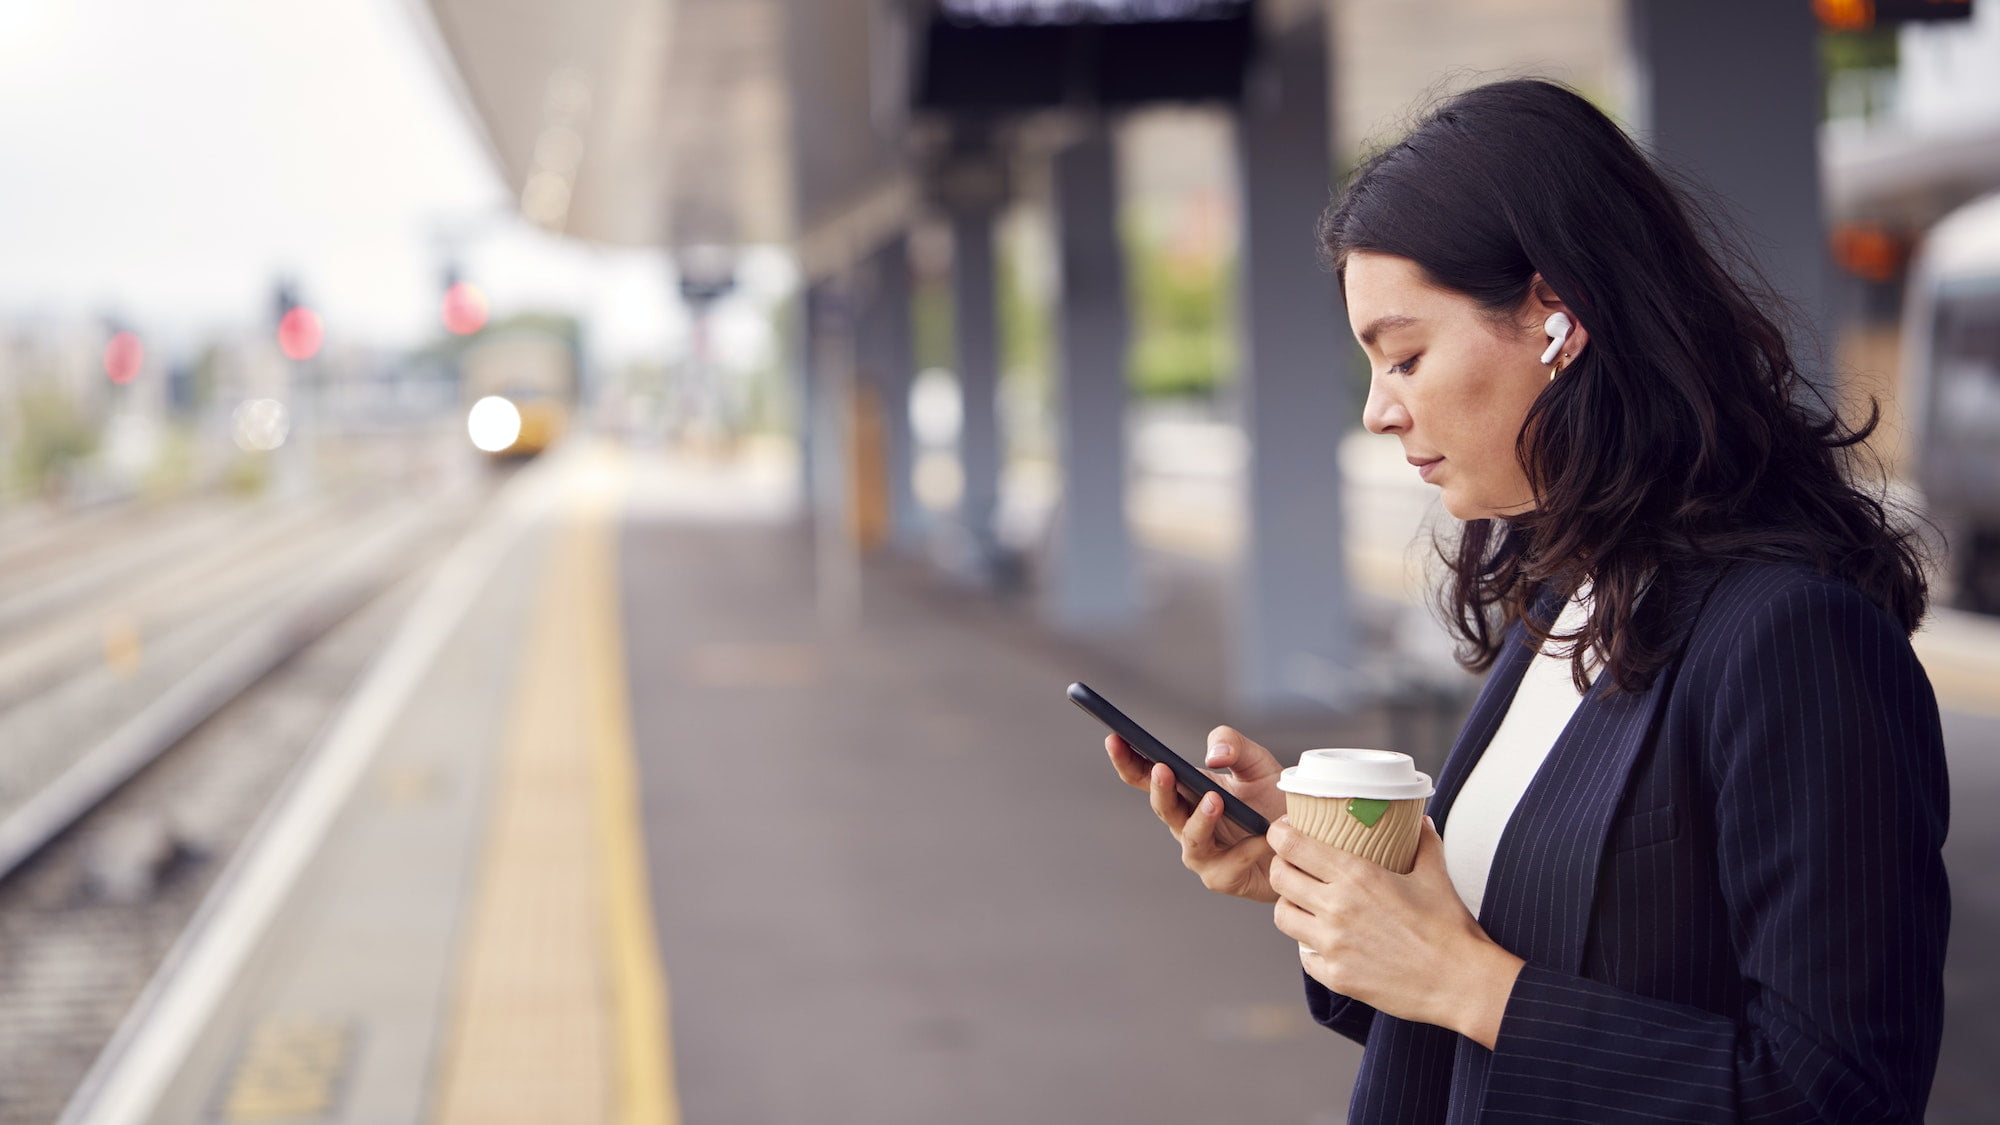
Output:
[0, 465, 491, 1123]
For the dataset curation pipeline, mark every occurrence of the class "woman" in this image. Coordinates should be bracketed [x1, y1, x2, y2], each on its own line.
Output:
[1105, 79, 1949, 1123]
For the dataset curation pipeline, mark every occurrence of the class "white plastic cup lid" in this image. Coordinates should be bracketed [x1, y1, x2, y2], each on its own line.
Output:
[1277, 748, 1435, 801]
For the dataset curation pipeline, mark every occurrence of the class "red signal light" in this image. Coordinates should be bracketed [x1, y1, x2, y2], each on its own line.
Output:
[1831, 223, 1907, 282]
[278, 307, 324, 360]
[104, 331, 144, 384]
[1815, 0, 1875, 29]
[441, 282, 489, 335]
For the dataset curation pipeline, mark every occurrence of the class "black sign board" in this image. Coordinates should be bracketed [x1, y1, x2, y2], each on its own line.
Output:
[1819, 0, 1974, 27]
[1874, 0, 1974, 22]
[912, 0, 1256, 111]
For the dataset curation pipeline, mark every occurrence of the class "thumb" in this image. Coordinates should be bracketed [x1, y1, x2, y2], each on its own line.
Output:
[1413, 815, 1450, 874]
[1204, 725, 1282, 783]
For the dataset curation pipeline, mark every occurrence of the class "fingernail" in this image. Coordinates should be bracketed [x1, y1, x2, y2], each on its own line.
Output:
[1205, 745, 1226, 765]
[1200, 792, 1219, 814]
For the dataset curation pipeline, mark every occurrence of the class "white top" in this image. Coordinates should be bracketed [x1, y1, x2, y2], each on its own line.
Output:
[1442, 582, 1599, 919]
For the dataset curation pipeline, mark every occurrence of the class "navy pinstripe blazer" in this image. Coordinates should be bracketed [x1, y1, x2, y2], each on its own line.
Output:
[1304, 561, 1951, 1123]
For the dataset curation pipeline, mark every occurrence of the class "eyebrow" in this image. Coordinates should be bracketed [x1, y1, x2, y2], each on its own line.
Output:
[1358, 314, 1420, 349]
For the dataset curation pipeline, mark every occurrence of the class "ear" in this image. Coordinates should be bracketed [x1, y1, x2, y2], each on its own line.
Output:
[1528, 274, 1589, 365]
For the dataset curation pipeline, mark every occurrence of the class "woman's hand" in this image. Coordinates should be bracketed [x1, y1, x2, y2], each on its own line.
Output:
[1105, 725, 1288, 904]
[1269, 814, 1526, 1047]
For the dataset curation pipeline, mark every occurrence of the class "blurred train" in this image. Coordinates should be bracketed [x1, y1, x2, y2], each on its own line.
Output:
[1905, 192, 2000, 613]
[459, 323, 577, 460]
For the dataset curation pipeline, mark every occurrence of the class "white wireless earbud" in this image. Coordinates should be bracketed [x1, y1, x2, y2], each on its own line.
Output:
[1540, 313, 1573, 365]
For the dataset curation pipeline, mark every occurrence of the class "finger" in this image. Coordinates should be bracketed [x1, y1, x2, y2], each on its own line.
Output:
[1181, 790, 1224, 862]
[1272, 895, 1317, 946]
[1207, 804, 1252, 849]
[1204, 725, 1285, 785]
[1416, 814, 1443, 853]
[1410, 814, 1457, 885]
[1267, 853, 1299, 901]
[1267, 818, 1307, 867]
[1105, 735, 1151, 790]
[1268, 854, 1325, 907]
[1148, 763, 1194, 839]
[1269, 823, 1347, 885]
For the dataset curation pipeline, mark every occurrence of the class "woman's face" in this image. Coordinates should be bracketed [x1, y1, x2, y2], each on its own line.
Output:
[1345, 251, 1586, 521]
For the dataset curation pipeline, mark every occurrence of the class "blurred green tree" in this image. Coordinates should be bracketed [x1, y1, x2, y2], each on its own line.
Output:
[11, 384, 98, 496]
[1126, 223, 1235, 400]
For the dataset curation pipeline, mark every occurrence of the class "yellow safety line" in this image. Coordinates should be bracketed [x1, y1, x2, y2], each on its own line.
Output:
[578, 472, 682, 1125]
[431, 448, 679, 1124]
[1916, 651, 2000, 719]
[432, 513, 605, 1123]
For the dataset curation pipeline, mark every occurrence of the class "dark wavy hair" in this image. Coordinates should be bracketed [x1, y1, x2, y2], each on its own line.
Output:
[1318, 78, 1931, 693]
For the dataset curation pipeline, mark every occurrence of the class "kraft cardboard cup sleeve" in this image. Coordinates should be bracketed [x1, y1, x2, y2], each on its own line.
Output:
[1277, 749, 1435, 955]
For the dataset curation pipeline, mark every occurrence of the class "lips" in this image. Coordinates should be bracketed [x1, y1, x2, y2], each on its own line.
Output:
[1407, 455, 1444, 482]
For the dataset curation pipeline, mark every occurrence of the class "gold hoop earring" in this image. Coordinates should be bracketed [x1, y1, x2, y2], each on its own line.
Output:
[1547, 352, 1571, 382]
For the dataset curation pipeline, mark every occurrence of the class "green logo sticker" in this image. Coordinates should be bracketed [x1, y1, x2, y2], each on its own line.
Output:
[1347, 797, 1390, 828]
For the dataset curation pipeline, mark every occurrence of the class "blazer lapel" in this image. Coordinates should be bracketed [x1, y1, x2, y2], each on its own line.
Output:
[1461, 568, 1725, 976]
[1430, 677, 1669, 1124]
[1475, 671, 1671, 974]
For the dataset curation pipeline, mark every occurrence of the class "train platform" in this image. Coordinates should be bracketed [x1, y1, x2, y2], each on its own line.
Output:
[59, 441, 1398, 1125]
[54, 439, 2000, 1124]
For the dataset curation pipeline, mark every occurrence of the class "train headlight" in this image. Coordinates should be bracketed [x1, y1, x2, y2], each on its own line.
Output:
[468, 395, 523, 453]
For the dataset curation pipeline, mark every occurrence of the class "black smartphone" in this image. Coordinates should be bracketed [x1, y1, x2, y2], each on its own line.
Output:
[1068, 681, 1270, 836]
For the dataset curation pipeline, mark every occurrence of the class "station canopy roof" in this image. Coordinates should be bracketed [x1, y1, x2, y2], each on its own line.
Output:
[1823, 117, 2000, 231]
[419, 0, 792, 248]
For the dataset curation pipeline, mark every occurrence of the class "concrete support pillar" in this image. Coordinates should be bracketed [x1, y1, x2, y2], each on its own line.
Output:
[806, 280, 861, 626]
[1627, 0, 1834, 388]
[795, 282, 822, 511]
[951, 202, 1005, 576]
[864, 235, 923, 551]
[1045, 118, 1138, 628]
[1232, 12, 1359, 714]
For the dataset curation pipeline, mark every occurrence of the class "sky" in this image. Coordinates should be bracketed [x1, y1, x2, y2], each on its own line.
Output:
[0, 0, 699, 363]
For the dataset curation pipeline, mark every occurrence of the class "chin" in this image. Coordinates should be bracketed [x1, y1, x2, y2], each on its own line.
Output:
[1440, 494, 1505, 523]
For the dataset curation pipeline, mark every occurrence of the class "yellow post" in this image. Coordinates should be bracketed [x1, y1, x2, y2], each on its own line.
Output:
[849, 381, 889, 552]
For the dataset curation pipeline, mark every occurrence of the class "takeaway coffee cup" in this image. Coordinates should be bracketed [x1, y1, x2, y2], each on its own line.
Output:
[1277, 749, 1435, 955]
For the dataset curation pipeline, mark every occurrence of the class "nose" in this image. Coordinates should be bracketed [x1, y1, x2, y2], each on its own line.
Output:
[1361, 371, 1409, 435]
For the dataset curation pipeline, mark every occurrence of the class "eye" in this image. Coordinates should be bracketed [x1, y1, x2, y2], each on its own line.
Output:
[1388, 355, 1420, 376]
